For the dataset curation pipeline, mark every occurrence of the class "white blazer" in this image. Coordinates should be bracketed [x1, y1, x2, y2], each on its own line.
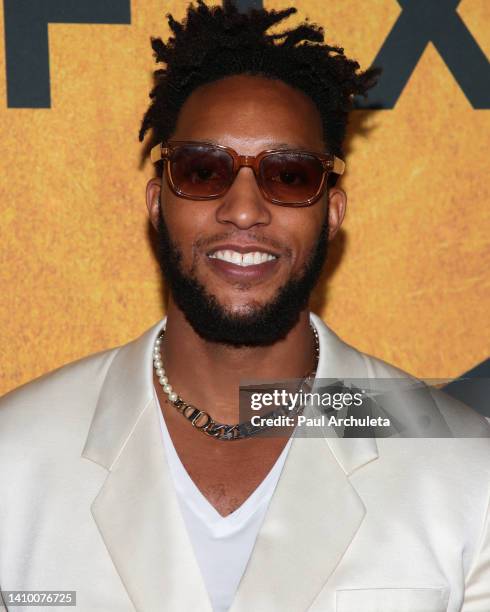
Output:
[0, 313, 489, 612]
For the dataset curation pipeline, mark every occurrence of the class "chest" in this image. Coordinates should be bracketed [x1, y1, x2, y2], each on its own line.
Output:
[182, 449, 278, 516]
[162, 412, 290, 516]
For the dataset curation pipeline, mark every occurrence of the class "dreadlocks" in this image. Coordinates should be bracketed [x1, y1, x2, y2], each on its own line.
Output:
[139, 0, 379, 164]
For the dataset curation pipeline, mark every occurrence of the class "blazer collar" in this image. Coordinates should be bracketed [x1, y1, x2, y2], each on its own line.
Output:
[82, 319, 164, 470]
[309, 312, 379, 475]
[82, 313, 378, 611]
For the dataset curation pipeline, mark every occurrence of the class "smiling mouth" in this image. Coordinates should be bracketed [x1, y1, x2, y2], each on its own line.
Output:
[207, 249, 278, 267]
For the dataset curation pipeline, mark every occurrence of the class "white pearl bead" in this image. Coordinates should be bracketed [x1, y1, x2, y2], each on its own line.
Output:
[154, 359, 163, 368]
[155, 338, 162, 346]
[159, 376, 168, 385]
[163, 383, 172, 394]
[156, 367, 165, 377]
[169, 391, 178, 402]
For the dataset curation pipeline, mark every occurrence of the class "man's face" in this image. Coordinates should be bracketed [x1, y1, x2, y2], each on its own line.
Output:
[146, 75, 346, 345]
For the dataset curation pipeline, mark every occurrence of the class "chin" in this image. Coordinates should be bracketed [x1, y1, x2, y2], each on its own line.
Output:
[220, 300, 269, 318]
[211, 286, 278, 308]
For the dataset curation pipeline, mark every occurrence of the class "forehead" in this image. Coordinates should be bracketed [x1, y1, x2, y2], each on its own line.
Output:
[171, 74, 325, 154]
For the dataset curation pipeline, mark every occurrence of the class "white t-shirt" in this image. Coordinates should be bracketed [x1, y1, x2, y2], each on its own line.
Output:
[155, 388, 292, 612]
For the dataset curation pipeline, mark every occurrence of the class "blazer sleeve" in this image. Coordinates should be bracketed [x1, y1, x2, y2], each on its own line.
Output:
[462, 492, 490, 610]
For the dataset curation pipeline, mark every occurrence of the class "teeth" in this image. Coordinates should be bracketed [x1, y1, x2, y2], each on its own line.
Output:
[243, 252, 255, 266]
[209, 250, 277, 267]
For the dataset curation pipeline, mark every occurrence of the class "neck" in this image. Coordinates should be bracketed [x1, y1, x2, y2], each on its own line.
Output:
[159, 298, 317, 424]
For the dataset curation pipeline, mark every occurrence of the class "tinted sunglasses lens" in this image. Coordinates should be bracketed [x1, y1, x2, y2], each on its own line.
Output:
[169, 145, 233, 198]
[259, 153, 324, 204]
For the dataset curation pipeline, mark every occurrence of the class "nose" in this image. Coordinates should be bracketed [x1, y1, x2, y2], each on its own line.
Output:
[215, 167, 272, 230]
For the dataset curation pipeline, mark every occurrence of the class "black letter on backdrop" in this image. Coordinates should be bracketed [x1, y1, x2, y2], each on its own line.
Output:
[359, 0, 490, 109]
[228, 0, 490, 109]
[233, 0, 263, 11]
[4, 0, 131, 108]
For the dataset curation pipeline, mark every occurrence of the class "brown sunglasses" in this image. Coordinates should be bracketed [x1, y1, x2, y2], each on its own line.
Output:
[150, 140, 345, 207]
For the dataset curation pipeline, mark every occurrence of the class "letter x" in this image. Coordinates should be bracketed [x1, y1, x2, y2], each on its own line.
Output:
[227, 0, 490, 109]
[4, 0, 131, 108]
[359, 0, 490, 109]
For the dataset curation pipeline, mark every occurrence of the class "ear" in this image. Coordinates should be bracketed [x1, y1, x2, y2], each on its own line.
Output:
[327, 187, 347, 241]
[146, 178, 162, 231]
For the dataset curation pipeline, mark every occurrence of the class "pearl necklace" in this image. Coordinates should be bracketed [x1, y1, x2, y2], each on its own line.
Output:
[153, 325, 320, 441]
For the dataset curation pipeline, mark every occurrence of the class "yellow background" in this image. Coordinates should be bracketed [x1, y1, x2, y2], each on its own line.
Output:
[1, 0, 489, 395]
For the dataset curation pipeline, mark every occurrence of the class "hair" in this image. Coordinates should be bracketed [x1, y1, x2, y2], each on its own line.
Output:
[139, 0, 380, 181]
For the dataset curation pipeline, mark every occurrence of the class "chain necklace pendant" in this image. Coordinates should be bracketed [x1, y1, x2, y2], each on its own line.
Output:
[153, 325, 320, 441]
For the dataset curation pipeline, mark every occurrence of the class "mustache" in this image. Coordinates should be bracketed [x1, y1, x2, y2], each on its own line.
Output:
[194, 231, 293, 259]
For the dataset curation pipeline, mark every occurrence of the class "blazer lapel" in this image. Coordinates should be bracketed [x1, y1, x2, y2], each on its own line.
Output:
[82, 320, 212, 612]
[231, 312, 379, 610]
[230, 436, 369, 611]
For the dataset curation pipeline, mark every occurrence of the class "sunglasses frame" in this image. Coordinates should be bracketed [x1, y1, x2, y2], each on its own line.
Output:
[150, 140, 345, 207]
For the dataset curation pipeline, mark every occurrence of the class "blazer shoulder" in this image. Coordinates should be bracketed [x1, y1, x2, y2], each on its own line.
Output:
[0, 346, 120, 430]
[359, 350, 490, 438]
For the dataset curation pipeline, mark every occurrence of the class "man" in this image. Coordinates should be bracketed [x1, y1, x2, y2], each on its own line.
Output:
[0, 2, 489, 611]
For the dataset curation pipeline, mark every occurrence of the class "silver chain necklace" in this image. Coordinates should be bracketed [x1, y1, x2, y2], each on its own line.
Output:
[153, 325, 320, 441]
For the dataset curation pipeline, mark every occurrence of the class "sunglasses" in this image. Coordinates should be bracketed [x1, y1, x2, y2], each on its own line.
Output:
[150, 140, 345, 207]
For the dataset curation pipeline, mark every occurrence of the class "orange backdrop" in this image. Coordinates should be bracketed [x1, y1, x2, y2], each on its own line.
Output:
[1, 0, 489, 395]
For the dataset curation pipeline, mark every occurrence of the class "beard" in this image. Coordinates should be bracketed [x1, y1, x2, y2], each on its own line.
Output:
[156, 209, 329, 347]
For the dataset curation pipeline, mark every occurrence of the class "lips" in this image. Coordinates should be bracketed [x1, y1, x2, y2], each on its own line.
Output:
[205, 243, 280, 282]
[208, 249, 277, 267]
[207, 243, 280, 257]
